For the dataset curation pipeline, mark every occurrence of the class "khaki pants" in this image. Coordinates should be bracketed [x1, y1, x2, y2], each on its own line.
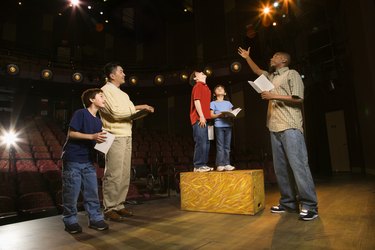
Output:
[102, 136, 132, 211]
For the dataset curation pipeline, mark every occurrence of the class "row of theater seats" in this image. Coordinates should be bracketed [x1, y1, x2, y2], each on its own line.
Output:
[0, 118, 277, 225]
[0, 118, 66, 224]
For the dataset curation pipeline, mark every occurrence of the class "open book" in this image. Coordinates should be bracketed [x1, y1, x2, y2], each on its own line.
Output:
[94, 131, 115, 155]
[220, 108, 242, 118]
[248, 74, 274, 93]
[129, 109, 150, 121]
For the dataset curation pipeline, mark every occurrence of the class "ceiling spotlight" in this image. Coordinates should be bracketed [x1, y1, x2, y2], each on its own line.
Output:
[272, 22, 277, 26]
[72, 72, 83, 83]
[100, 11, 104, 15]
[204, 67, 213, 77]
[70, 0, 79, 6]
[88, 5, 92, 10]
[263, 7, 270, 14]
[129, 76, 138, 86]
[273, 2, 279, 8]
[18, 2, 22, 6]
[41, 69, 53, 80]
[105, 20, 109, 23]
[154, 75, 165, 85]
[230, 62, 242, 73]
[180, 72, 189, 81]
[6, 64, 20, 76]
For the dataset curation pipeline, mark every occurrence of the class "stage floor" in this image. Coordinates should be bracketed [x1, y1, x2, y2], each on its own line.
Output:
[0, 174, 374, 250]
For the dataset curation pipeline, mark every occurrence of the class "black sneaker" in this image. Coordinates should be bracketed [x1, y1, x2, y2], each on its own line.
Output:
[65, 223, 82, 234]
[270, 205, 286, 213]
[299, 209, 319, 221]
[89, 220, 109, 231]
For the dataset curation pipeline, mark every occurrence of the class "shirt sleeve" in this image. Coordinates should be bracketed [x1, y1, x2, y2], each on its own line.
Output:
[101, 88, 136, 121]
[210, 101, 215, 110]
[289, 70, 304, 99]
[69, 110, 83, 132]
[227, 101, 233, 110]
[192, 84, 202, 100]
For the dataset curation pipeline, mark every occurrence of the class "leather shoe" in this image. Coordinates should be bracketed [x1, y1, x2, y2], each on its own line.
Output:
[116, 208, 133, 217]
[104, 210, 126, 222]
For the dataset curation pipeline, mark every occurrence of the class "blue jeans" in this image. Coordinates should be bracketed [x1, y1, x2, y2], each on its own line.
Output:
[62, 161, 103, 225]
[270, 129, 318, 212]
[215, 127, 232, 166]
[192, 122, 210, 167]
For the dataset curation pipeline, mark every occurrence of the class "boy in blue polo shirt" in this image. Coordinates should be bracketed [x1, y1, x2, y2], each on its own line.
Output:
[62, 88, 109, 234]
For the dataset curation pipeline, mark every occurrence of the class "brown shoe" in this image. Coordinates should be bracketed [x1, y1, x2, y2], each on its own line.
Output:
[104, 210, 126, 222]
[116, 208, 133, 217]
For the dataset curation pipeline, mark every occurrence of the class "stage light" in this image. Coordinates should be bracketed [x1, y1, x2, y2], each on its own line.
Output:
[41, 69, 53, 80]
[0, 130, 19, 147]
[180, 72, 189, 81]
[100, 11, 104, 15]
[72, 72, 83, 83]
[58, 12, 62, 16]
[18, 2, 22, 6]
[273, 22, 277, 26]
[204, 67, 213, 77]
[263, 7, 270, 14]
[6, 64, 20, 76]
[230, 62, 242, 73]
[273, 2, 279, 8]
[88, 6, 92, 10]
[184, 8, 188, 12]
[70, 0, 79, 7]
[105, 20, 109, 23]
[129, 76, 138, 86]
[154, 75, 165, 85]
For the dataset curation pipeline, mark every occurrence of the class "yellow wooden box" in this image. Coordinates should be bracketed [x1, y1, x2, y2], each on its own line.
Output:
[180, 170, 265, 215]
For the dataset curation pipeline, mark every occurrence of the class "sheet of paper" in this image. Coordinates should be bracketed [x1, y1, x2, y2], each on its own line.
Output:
[248, 74, 274, 93]
[208, 125, 214, 140]
[94, 131, 115, 154]
[129, 109, 149, 121]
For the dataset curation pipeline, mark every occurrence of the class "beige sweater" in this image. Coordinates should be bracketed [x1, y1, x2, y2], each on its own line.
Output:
[100, 82, 136, 136]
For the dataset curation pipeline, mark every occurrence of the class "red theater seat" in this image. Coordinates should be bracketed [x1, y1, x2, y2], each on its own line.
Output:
[17, 192, 57, 214]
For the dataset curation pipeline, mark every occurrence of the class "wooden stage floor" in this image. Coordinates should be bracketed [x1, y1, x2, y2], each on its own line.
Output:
[0, 174, 374, 250]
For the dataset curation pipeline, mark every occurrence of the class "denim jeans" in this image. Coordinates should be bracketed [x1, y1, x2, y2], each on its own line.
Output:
[192, 122, 210, 167]
[62, 161, 103, 225]
[215, 127, 232, 166]
[270, 129, 318, 212]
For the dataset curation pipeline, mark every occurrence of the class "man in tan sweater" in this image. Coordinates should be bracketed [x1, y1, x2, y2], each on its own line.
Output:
[100, 62, 154, 221]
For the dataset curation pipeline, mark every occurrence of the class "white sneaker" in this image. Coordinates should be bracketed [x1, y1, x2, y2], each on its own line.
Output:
[193, 166, 212, 172]
[216, 166, 225, 171]
[224, 165, 235, 171]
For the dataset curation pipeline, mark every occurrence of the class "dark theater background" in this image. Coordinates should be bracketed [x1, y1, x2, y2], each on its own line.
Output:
[0, 0, 374, 247]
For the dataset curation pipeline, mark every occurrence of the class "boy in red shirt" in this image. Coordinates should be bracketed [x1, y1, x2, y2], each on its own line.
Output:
[189, 71, 212, 172]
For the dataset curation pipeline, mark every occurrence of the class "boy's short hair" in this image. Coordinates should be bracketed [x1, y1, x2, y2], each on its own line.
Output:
[81, 88, 103, 108]
[189, 71, 197, 86]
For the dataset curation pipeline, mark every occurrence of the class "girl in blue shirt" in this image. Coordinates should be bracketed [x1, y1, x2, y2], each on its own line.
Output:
[210, 85, 235, 171]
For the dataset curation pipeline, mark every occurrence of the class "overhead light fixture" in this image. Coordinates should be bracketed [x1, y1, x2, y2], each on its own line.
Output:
[129, 76, 138, 86]
[204, 67, 213, 77]
[41, 69, 53, 80]
[72, 72, 83, 83]
[6, 64, 20, 76]
[230, 62, 242, 73]
[180, 72, 189, 81]
[70, 0, 80, 7]
[154, 75, 165, 85]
